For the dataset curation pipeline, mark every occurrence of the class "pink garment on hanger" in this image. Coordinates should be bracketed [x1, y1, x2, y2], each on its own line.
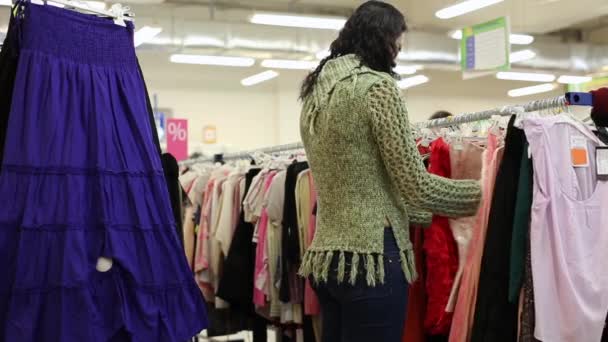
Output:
[446, 141, 484, 312]
[194, 179, 215, 274]
[253, 171, 278, 307]
[449, 134, 503, 342]
[524, 116, 608, 342]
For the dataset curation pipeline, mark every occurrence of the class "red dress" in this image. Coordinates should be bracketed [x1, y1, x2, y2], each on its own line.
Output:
[423, 138, 459, 336]
[402, 142, 432, 342]
[402, 225, 427, 342]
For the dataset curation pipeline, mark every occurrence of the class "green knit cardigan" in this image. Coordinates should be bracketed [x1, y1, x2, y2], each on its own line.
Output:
[299, 54, 482, 286]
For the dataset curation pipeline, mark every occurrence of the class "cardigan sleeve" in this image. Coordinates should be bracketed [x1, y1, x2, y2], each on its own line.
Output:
[368, 80, 481, 218]
[406, 204, 432, 227]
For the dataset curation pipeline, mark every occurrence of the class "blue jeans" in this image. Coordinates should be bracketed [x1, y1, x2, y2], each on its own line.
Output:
[312, 228, 409, 342]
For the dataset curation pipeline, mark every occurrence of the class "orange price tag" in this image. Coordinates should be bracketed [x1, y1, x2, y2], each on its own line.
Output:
[570, 135, 589, 168]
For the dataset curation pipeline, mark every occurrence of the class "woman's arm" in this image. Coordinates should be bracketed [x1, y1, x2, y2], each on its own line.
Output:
[368, 80, 481, 218]
[406, 204, 432, 227]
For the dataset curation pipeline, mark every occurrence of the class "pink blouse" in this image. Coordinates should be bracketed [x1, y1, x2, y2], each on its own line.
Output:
[449, 134, 503, 342]
[253, 171, 278, 307]
[304, 171, 320, 316]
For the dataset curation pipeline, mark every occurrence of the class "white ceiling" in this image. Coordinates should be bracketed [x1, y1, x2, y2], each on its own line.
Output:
[393, 0, 608, 34]
[158, 0, 608, 35]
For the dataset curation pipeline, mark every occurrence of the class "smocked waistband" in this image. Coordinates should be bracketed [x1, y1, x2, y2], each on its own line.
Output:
[18, 3, 137, 68]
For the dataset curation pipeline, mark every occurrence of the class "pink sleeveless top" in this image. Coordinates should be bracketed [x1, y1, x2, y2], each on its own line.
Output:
[524, 115, 608, 342]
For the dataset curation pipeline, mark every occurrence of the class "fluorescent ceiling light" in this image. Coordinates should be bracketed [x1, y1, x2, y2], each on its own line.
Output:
[134, 26, 163, 48]
[557, 75, 592, 84]
[316, 50, 330, 60]
[436, 0, 504, 19]
[510, 34, 535, 45]
[170, 54, 255, 67]
[398, 75, 429, 89]
[450, 30, 463, 39]
[450, 30, 534, 45]
[497, 71, 556, 82]
[261, 59, 319, 70]
[0, 0, 12, 5]
[510, 49, 536, 63]
[241, 70, 280, 86]
[508, 83, 557, 97]
[394, 65, 419, 75]
[250, 13, 346, 30]
[183, 36, 224, 47]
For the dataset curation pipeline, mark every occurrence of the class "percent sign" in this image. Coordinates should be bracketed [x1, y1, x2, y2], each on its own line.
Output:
[167, 121, 187, 142]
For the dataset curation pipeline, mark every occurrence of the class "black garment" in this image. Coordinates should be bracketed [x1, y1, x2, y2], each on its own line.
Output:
[215, 168, 267, 341]
[161, 153, 184, 244]
[519, 225, 539, 342]
[471, 117, 525, 342]
[217, 168, 262, 305]
[303, 315, 316, 342]
[313, 228, 408, 342]
[136, 58, 162, 156]
[252, 315, 269, 342]
[0, 13, 21, 167]
[280, 161, 309, 302]
[204, 304, 251, 337]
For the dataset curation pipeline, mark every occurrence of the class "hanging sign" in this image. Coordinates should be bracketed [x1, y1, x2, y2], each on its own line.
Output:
[203, 125, 217, 144]
[166, 118, 188, 161]
[461, 17, 510, 73]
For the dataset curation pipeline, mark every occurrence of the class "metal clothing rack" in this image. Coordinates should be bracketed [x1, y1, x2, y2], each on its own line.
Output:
[417, 91, 593, 129]
[180, 142, 304, 167]
[180, 92, 594, 167]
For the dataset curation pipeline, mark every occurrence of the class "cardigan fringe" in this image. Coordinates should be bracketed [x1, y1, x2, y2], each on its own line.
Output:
[298, 249, 416, 286]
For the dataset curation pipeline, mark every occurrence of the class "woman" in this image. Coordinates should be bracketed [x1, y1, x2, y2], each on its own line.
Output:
[298, 2, 482, 341]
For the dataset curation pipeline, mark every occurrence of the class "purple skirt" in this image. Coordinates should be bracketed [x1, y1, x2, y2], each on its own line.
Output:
[0, 4, 207, 341]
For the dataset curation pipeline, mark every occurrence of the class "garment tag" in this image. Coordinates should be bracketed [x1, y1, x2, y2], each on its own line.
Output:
[570, 135, 589, 168]
[596, 147, 608, 178]
[96, 257, 113, 272]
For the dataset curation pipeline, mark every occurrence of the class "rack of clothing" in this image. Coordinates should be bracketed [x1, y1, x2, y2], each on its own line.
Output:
[416, 92, 590, 129]
[180, 142, 304, 167]
[177, 90, 605, 342]
[404, 90, 608, 342]
[179, 143, 318, 342]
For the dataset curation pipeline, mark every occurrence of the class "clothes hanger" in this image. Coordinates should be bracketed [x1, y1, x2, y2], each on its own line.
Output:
[32, 0, 134, 26]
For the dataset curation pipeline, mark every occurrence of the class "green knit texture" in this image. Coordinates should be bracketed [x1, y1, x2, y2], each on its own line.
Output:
[298, 54, 481, 286]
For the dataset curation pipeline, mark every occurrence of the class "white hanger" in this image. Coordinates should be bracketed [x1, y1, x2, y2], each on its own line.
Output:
[32, 0, 134, 26]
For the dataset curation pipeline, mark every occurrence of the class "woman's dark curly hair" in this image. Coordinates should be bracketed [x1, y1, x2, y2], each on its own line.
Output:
[300, 1, 407, 99]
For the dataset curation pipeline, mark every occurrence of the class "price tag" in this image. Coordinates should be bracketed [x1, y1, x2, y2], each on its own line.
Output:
[596, 147, 608, 178]
[570, 135, 589, 168]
